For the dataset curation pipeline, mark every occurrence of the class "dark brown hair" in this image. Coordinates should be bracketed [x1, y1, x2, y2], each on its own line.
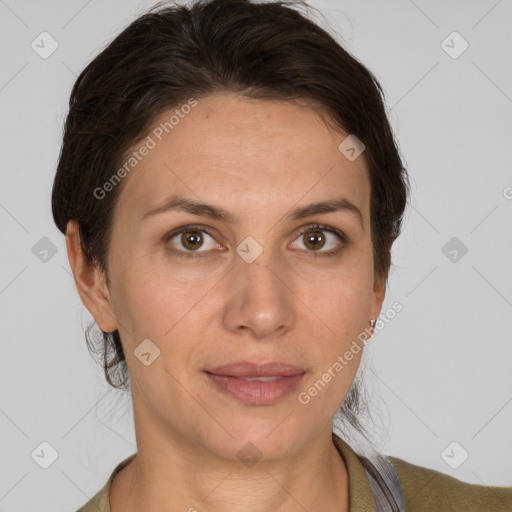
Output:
[52, 0, 409, 439]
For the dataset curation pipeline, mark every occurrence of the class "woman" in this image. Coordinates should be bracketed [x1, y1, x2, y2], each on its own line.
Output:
[51, 0, 512, 510]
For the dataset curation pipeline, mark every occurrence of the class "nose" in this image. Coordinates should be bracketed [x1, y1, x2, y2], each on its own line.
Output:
[221, 247, 296, 340]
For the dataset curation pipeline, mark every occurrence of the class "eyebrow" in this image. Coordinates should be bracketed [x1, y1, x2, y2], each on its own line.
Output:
[141, 193, 363, 227]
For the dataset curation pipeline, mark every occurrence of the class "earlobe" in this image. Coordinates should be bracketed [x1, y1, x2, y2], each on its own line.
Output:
[65, 220, 118, 333]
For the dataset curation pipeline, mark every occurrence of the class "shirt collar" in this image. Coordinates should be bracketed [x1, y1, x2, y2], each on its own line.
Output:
[332, 432, 376, 512]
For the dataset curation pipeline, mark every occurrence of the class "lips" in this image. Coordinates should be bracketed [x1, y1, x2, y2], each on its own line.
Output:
[205, 361, 305, 405]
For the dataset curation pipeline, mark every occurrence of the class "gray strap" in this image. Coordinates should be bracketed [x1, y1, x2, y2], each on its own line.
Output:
[357, 453, 407, 512]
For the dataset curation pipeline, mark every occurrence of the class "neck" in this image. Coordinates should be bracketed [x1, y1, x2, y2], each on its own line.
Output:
[110, 425, 349, 512]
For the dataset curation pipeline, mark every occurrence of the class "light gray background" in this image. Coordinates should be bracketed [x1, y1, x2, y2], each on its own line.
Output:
[1, 0, 511, 510]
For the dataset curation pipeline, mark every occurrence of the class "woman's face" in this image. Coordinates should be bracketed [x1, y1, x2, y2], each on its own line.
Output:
[88, 93, 385, 462]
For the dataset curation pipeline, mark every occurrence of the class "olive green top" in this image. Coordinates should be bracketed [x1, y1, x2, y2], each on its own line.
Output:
[76, 433, 512, 511]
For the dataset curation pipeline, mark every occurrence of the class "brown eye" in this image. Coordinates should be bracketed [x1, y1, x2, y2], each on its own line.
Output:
[291, 225, 344, 256]
[167, 227, 218, 255]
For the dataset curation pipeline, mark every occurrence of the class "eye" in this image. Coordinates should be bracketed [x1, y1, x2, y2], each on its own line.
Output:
[165, 225, 219, 257]
[290, 224, 345, 257]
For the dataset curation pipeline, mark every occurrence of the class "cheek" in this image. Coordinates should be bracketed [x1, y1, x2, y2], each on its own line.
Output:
[108, 252, 217, 350]
[297, 282, 368, 412]
[299, 263, 373, 375]
[306, 263, 373, 323]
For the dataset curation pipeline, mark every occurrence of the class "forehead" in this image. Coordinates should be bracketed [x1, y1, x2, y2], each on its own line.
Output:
[114, 93, 370, 223]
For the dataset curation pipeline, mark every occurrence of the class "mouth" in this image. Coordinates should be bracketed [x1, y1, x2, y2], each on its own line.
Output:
[204, 361, 306, 405]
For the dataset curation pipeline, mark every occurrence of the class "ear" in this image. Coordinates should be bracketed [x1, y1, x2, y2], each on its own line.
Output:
[65, 220, 118, 333]
[369, 272, 386, 322]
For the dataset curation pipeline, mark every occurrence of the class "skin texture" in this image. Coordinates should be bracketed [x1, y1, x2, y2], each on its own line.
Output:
[66, 93, 386, 512]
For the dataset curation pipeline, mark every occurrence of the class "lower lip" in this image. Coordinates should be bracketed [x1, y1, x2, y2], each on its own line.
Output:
[205, 372, 305, 405]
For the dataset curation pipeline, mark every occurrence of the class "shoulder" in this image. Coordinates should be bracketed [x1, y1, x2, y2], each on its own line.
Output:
[389, 455, 512, 512]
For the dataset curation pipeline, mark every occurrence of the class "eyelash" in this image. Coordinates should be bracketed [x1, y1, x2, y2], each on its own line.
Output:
[163, 223, 347, 259]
